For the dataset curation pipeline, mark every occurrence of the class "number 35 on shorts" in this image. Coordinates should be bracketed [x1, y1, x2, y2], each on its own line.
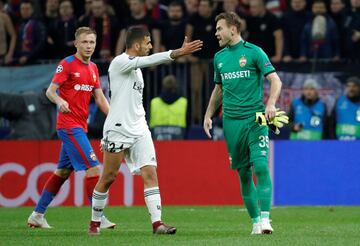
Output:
[259, 135, 269, 148]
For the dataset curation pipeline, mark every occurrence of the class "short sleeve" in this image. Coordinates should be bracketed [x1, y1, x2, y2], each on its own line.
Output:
[51, 60, 69, 86]
[255, 47, 276, 77]
[213, 56, 222, 84]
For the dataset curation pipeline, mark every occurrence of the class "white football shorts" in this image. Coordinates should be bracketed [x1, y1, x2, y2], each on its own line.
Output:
[101, 129, 157, 175]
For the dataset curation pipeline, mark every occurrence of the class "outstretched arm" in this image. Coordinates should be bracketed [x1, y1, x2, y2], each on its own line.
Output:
[203, 84, 223, 138]
[118, 37, 202, 72]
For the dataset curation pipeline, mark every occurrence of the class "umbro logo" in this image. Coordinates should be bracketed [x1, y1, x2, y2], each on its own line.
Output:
[73, 72, 80, 77]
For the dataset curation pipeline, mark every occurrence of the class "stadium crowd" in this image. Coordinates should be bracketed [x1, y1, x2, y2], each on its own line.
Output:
[0, 0, 359, 65]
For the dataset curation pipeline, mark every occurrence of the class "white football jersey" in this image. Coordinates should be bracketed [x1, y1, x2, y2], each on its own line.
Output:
[103, 51, 173, 137]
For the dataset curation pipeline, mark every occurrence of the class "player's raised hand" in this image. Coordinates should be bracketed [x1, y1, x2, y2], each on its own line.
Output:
[57, 100, 71, 113]
[203, 117, 213, 139]
[181, 36, 203, 55]
[170, 37, 203, 59]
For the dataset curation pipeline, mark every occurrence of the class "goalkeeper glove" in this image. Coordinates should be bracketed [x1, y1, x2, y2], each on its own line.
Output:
[255, 111, 289, 135]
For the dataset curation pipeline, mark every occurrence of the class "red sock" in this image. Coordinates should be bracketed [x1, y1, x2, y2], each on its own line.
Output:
[85, 176, 99, 203]
[44, 173, 67, 194]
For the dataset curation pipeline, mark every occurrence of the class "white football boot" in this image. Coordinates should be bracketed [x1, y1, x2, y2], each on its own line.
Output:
[100, 215, 116, 229]
[261, 218, 273, 234]
[27, 211, 52, 228]
[251, 222, 262, 235]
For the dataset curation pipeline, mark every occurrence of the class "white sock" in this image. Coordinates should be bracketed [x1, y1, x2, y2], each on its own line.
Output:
[261, 211, 270, 220]
[92, 190, 108, 222]
[144, 187, 162, 223]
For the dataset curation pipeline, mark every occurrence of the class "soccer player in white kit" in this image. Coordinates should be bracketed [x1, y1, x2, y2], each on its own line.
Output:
[88, 26, 203, 235]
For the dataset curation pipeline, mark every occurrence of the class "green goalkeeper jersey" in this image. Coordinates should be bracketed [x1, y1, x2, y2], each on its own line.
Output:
[213, 40, 276, 119]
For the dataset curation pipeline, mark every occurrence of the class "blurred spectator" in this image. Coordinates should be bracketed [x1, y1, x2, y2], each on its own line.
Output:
[289, 78, 329, 140]
[146, 0, 168, 22]
[186, 0, 218, 124]
[0, 0, 16, 65]
[161, 0, 186, 52]
[79, 0, 119, 61]
[14, 0, 46, 65]
[343, 0, 360, 62]
[330, 76, 360, 140]
[329, 0, 347, 58]
[221, 0, 247, 31]
[78, 0, 92, 22]
[44, 0, 59, 23]
[265, 0, 288, 17]
[0, 89, 56, 139]
[42, 0, 59, 58]
[115, 0, 161, 54]
[184, 0, 199, 19]
[106, 0, 130, 28]
[245, 0, 283, 63]
[46, 0, 77, 59]
[150, 75, 188, 140]
[282, 0, 311, 62]
[299, 0, 340, 62]
[238, 0, 251, 16]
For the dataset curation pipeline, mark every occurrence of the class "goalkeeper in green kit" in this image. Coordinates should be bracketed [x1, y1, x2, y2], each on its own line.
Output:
[203, 12, 288, 235]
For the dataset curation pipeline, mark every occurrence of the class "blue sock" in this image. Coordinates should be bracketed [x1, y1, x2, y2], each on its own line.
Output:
[34, 174, 66, 214]
[35, 189, 56, 214]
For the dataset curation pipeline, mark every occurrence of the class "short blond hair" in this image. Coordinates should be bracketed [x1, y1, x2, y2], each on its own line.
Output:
[215, 12, 242, 34]
[74, 27, 97, 39]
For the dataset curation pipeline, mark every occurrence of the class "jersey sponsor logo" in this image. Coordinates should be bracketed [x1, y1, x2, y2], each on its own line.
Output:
[74, 84, 94, 92]
[239, 55, 247, 67]
[56, 65, 63, 73]
[220, 70, 250, 80]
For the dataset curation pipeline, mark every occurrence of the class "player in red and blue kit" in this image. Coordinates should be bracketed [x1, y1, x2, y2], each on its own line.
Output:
[27, 27, 115, 229]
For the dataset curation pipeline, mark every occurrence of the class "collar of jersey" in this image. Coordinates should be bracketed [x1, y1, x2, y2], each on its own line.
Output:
[227, 40, 243, 50]
[73, 54, 90, 65]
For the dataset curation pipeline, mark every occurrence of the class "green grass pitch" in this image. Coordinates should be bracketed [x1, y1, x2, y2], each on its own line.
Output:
[0, 206, 359, 245]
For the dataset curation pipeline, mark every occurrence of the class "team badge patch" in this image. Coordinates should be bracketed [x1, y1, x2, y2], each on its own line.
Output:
[90, 151, 97, 161]
[239, 55, 247, 67]
[56, 65, 63, 73]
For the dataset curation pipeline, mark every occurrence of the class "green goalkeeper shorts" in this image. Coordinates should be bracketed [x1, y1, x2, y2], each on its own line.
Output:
[223, 115, 269, 169]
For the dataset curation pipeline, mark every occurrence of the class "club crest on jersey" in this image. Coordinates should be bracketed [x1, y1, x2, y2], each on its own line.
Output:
[239, 55, 247, 67]
[56, 65, 63, 73]
[89, 151, 97, 161]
